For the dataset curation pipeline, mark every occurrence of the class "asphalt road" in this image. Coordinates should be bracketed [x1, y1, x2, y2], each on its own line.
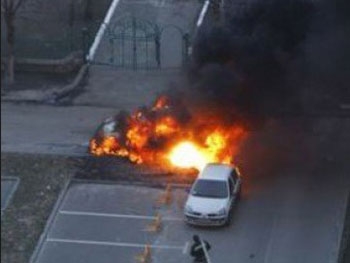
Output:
[1, 103, 117, 156]
[31, 169, 345, 263]
[31, 127, 349, 263]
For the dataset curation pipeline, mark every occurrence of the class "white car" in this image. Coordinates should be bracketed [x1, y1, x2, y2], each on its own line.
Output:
[184, 163, 242, 226]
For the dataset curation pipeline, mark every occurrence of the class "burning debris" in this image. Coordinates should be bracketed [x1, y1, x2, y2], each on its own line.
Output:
[89, 95, 247, 171]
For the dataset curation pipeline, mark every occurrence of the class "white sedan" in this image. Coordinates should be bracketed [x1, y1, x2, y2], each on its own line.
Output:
[184, 163, 242, 226]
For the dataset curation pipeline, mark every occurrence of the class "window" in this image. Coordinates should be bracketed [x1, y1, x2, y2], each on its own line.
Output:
[191, 179, 228, 198]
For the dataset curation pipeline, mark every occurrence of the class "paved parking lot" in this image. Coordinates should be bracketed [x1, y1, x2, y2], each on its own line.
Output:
[30, 163, 349, 263]
[1, 176, 19, 213]
[31, 181, 194, 263]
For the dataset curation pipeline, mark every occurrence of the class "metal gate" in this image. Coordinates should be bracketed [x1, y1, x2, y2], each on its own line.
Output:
[87, 16, 190, 70]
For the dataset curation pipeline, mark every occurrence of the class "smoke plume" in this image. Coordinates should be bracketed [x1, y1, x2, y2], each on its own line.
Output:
[184, 0, 349, 127]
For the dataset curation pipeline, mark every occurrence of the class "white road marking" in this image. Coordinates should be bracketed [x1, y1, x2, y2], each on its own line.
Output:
[196, 0, 210, 27]
[182, 241, 190, 254]
[263, 215, 278, 263]
[59, 210, 183, 221]
[47, 238, 184, 250]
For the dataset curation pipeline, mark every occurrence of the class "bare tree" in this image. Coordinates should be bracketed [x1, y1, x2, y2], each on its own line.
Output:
[1, 0, 26, 85]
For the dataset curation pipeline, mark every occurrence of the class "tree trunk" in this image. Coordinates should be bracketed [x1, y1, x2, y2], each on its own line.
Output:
[5, 12, 15, 85]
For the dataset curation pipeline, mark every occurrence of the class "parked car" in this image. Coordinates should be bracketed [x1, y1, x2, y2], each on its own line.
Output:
[184, 163, 242, 226]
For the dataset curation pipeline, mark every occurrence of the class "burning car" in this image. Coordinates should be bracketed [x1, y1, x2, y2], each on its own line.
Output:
[89, 94, 247, 171]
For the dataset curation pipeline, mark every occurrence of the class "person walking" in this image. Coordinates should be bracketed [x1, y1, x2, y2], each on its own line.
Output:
[190, 235, 211, 263]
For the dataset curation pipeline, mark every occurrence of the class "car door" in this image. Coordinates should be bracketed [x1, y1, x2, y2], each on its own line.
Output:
[231, 168, 241, 195]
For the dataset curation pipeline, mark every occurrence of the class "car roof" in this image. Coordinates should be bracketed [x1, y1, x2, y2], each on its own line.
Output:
[198, 163, 234, 181]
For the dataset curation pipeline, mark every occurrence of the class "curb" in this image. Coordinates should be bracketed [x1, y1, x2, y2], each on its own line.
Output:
[29, 179, 72, 263]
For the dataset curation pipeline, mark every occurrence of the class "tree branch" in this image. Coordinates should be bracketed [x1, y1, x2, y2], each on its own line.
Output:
[14, 0, 26, 13]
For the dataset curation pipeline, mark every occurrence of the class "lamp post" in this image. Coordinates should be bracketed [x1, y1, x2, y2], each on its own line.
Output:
[211, 0, 221, 22]
[210, 0, 226, 24]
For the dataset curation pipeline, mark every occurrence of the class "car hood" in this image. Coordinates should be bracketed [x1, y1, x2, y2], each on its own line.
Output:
[186, 195, 228, 214]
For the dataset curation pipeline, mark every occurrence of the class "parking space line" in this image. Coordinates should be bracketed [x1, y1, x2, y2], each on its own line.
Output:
[47, 238, 184, 250]
[59, 210, 183, 221]
[182, 241, 190, 255]
[1, 176, 20, 214]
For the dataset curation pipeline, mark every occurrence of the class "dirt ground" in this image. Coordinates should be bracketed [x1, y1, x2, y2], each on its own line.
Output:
[0, 153, 80, 263]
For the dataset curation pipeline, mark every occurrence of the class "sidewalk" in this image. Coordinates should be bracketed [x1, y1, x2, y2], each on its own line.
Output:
[73, 0, 201, 109]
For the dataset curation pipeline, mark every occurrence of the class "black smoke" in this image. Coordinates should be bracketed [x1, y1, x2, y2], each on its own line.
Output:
[185, 0, 328, 127]
[296, 0, 350, 111]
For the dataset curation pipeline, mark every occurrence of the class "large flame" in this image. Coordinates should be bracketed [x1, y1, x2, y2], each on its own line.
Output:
[89, 95, 247, 171]
[167, 129, 241, 170]
[168, 142, 208, 170]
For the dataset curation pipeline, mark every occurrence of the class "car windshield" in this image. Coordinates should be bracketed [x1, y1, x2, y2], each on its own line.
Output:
[191, 179, 228, 198]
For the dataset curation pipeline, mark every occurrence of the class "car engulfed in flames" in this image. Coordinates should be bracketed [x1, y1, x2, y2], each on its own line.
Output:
[89, 95, 247, 171]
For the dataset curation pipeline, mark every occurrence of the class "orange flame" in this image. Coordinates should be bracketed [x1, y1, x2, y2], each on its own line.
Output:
[155, 116, 179, 136]
[152, 95, 169, 111]
[89, 95, 247, 170]
[167, 129, 243, 170]
[168, 141, 214, 170]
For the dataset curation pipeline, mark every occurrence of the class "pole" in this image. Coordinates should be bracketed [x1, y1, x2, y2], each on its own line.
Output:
[132, 16, 137, 70]
[199, 237, 212, 263]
